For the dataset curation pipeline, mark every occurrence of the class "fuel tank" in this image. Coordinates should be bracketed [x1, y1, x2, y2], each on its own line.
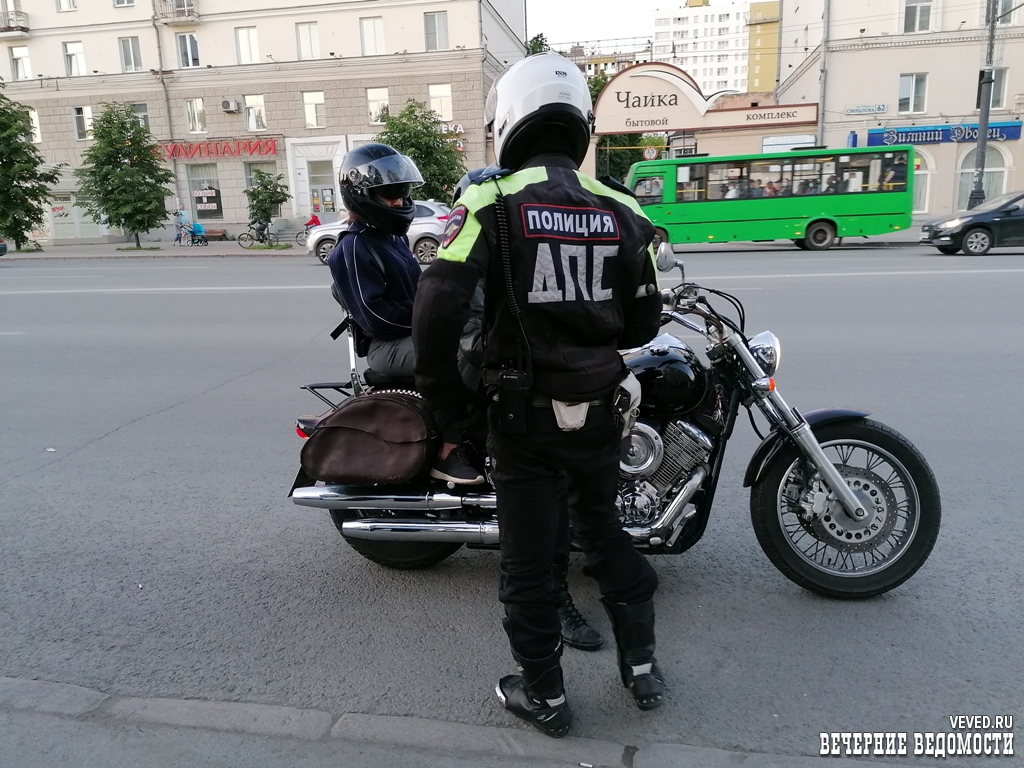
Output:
[624, 332, 710, 417]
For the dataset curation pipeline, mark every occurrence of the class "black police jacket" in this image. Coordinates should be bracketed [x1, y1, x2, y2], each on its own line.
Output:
[412, 154, 662, 442]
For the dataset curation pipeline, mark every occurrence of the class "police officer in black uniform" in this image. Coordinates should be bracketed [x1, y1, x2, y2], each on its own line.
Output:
[412, 51, 665, 737]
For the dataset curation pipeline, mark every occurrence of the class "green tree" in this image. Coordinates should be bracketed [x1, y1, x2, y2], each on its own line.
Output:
[0, 82, 63, 249]
[588, 71, 646, 182]
[525, 33, 549, 54]
[244, 169, 291, 226]
[374, 100, 465, 203]
[74, 102, 175, 248]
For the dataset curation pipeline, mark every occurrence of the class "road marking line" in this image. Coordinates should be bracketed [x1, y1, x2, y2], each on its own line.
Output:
[0, 285, 328, 296]
[660, 267, 1024, 282]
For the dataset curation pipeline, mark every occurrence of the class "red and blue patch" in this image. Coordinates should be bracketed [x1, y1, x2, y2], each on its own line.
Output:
[441, 205, 468, 249]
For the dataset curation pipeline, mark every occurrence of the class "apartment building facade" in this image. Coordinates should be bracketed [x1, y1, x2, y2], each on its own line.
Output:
[778, 0, 1023, 215]
[650, 0, 752, 95]
[0, 0, 525, 242]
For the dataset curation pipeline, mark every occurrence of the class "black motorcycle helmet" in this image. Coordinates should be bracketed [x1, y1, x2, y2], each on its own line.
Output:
[339, 143, 424, 236]
[451, 164, 510, 206]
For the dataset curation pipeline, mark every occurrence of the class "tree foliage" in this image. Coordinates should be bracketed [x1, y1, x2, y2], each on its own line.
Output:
[0, 82, 63, 249]
[374, 100, 465, 203]
[244, 169, 292, 225]
[525, 33, 549, 54]
[74, 102, 174, 247]
[588, 71, 647, 182]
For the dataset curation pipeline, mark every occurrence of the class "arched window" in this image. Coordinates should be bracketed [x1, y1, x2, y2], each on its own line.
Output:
[957, 146, 1006, 210]
[912, 151, 931, 213]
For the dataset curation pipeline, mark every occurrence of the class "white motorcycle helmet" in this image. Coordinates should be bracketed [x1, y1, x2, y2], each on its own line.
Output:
[485, 51, 595, 171]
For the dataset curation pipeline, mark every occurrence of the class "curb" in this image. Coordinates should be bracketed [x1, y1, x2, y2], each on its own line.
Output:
[0, 677, 878, 767]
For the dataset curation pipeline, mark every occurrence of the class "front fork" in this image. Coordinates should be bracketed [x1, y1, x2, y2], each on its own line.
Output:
[727, 338, 868, 521]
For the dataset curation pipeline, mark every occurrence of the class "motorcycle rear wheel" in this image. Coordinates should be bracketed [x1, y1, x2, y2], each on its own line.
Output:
[750, 419, 940, 599]
[329, 510, 462, 569]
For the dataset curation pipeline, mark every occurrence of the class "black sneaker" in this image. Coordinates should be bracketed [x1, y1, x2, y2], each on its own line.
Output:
[430, 446, 484, 485]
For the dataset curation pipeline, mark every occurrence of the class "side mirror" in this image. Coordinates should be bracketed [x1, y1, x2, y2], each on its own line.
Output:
[1004, 204, 1020, 214]
[655, 241, 684, 281]
[655, 241, 675, 272]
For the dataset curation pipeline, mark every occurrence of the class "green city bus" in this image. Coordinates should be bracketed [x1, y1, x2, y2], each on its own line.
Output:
[625, 145, 914, 250]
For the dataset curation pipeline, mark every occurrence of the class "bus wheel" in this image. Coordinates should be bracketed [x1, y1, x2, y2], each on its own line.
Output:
[804, 221, 837, 251]
[793, 239, 809, 250]
[653, 228, 669, 248]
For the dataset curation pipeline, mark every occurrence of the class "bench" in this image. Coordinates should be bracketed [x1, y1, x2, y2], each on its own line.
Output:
[204, 228, 228, 241]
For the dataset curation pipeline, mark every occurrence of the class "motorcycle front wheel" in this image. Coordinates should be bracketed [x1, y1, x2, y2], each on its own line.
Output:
[750, 419, 940, 599]
[329, 510, 462, 569]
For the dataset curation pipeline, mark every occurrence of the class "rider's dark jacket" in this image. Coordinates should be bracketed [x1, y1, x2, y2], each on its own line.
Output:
[412, 154, 662, 440]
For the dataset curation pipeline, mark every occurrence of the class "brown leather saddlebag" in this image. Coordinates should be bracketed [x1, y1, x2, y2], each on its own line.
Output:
[300, 392, 438, 484]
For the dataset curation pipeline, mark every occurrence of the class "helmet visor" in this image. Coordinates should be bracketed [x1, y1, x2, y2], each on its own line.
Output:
[346, 153, 424, 191]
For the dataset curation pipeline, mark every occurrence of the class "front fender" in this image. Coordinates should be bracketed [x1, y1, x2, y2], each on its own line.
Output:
[742, 408, 871, 488]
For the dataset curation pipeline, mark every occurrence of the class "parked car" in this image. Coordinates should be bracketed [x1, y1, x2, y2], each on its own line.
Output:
[306, 201, 451, 264]
[920, 190, 1024, 255]
[0, 237, 7, 257]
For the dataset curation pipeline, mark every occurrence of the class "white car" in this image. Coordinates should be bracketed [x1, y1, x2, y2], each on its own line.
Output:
[307, 200, 452, 264]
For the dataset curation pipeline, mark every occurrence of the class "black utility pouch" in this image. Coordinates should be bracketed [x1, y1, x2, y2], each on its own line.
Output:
[497, 368, 531, 434]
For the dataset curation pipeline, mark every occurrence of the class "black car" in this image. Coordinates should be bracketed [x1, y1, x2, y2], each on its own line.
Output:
[920, 190, 1024, 255]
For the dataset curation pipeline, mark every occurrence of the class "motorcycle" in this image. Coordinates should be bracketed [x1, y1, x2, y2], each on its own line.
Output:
[289, 246, 941, 599]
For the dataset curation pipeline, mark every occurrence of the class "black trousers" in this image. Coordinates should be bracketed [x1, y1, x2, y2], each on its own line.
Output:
[488, 403, 659, 660]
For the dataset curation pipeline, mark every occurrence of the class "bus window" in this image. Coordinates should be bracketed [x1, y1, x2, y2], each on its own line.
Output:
[749, 160, 783, 197]
[879, 151, 909, 191]
[632, 176, 665, 206]
[676, 164, 707, 201]
[707, 161, 749, 200]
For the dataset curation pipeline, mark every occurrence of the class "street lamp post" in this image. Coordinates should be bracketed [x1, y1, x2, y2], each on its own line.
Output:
[968, 0, 999, 209]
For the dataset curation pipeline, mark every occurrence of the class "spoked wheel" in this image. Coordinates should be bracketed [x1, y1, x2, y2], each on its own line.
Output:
[329, 510, 462, 569]
[750, 419, 940, 599]
[266, 233, 279, 246]
[296, 231, 308, 247]
[414, 237, 439, 264]
[961, 228, 992, 256]
[238, 232, 255, 249]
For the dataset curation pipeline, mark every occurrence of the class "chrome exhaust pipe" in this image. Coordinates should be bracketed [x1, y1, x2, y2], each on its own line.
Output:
[297, 467, 707, 547]
[342, 518, 499, 545]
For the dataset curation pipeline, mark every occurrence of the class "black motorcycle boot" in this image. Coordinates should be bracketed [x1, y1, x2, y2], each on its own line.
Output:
[553, 562, 604, 651]
[601, 598, 666, 711]
[495, 647, 573, 738]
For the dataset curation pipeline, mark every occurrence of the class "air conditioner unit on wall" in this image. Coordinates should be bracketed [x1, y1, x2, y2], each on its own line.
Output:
[222, 99, 239, 113]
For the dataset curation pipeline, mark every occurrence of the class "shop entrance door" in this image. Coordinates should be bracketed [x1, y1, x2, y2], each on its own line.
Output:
[308, 160, 336, 213]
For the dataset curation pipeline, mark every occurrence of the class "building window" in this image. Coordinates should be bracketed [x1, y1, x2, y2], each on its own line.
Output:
[57, 0, 77, 10]
[28, 108, 41, 143]
[988, 0, 1015, 25]
[185, 98, 206, 133]
[367, 87, 389, 124]
[73, 106, 93, 139]
[236, 27, 259, 65]
[133, 103, 150, 130]
[977, 68, 1007, 109]
[898, 73, 927, 113]
[424, 11, 449, 51]
[178, 33, 200, 68]
[245, 161, 283, 217]
[296, 22, 319, 60]
[302, 91, 325, 128]
[10, 46, 31, 80]
[428, 83, 453, 121]
[904, 0, 931, 33]
[114, 0, 134, 6]
[912, 152, 930, 212]
[655, 17, 670, 26]
[361, 17, 384, 55]
[119, 36, 143, 72]
[64, 42, 85, 76]
[957, 146, 1005, 210]
[244, 94, 266, 131]
[187, 164, 222, 221]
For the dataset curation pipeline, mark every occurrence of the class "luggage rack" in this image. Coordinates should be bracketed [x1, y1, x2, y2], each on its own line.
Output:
[301, 382, 354, 410]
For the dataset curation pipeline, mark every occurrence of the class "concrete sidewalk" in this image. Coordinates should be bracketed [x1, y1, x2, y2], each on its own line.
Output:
[0, 677, 879, 768]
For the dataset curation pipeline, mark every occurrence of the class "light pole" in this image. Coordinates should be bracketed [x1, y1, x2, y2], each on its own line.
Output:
[967, 0, 999, 209]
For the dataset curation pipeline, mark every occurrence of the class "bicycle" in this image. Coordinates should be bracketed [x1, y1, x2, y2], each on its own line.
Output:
[238, 225, 279, 248]
[295, 225, 312, 247]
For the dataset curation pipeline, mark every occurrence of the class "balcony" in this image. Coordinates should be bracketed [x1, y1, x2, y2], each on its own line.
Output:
[0, 10, 30, 39]
[156, 0, 199, 26]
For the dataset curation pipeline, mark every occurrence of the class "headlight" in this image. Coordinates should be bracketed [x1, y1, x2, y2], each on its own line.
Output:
[938, 218, 963, 230]
[748, 331, 781, 376]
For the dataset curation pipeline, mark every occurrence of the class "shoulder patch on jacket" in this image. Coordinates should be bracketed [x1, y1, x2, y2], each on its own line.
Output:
[441, 205, 468, 248]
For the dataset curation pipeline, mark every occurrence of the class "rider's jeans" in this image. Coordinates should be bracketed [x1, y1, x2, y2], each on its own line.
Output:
[488, 402, 659, 660]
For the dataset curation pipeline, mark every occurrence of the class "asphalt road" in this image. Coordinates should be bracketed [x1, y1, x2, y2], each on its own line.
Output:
[1, 245, 1020, 764]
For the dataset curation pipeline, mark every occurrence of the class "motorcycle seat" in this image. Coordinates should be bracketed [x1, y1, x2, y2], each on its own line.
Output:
[363, 369, 417, 390]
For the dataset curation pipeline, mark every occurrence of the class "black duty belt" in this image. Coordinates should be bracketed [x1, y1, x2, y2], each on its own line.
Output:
[530, 393, 608, 407]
